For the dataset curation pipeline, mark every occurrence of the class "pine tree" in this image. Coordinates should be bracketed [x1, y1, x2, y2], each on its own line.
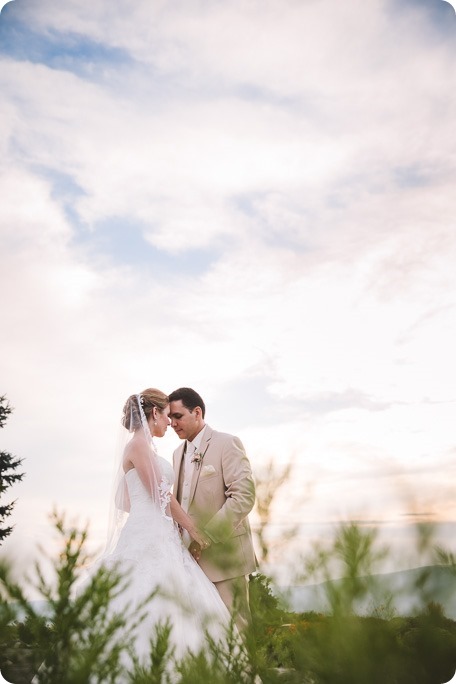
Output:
[0, 395, 24, 544]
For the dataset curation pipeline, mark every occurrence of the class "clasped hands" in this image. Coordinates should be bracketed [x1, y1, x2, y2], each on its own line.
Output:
[189, 529, 211, 561]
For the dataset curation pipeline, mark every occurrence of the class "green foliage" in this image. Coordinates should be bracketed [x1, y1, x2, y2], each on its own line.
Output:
[300, 522, 390, 617]
[0, 395, 13, 430]
[254, 460, 299, 565]
[0, 395, 25, 543]
[175, 623, 254, 684]
[1, 511, 456, 683]
[249, 572, 285, 628]
[0, 511, 139, 682]
[0, 512, 257, 683]
[255, 520, 456, 684]
[128, 621, 175, 684]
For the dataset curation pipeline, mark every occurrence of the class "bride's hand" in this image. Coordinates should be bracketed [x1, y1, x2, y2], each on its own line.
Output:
[189, 540, 202, 561]
[189, 527, 211, 550]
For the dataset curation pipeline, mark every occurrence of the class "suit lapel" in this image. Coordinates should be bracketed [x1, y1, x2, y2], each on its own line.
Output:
[174, 442, 186, 498]
[189, 426, 213, 505]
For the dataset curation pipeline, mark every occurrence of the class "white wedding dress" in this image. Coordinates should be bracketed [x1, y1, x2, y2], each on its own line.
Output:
[102, 456, 232, 670]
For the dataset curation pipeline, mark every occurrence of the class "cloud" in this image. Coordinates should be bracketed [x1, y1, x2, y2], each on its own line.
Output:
[1, 0, 455, 571]
[3, 0, 455, 262]
[0, 1, 14, 14]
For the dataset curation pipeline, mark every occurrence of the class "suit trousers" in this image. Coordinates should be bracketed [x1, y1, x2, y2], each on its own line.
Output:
[213, 575, 251, 633]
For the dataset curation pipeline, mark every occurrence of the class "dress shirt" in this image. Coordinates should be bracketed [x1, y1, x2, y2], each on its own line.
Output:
[180, 426, 206, 545]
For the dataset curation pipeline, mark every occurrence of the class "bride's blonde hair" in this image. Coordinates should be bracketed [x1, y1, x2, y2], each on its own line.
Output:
[122, 388, 168, 430]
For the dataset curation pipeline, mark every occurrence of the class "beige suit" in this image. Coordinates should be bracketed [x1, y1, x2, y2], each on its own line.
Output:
[173, 425, 257, 584]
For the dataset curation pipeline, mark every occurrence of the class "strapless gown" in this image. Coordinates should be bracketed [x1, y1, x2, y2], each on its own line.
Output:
[100, 457, 232, 669]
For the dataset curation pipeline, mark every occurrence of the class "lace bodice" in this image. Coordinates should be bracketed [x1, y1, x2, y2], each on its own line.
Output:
[157, 456, 175, 486]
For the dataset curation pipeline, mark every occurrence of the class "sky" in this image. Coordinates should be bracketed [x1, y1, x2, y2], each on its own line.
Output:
[0, 0, 455, 586]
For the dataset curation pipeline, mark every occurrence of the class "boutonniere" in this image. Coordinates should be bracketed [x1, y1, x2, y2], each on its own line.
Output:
[191, 444, 209, 469]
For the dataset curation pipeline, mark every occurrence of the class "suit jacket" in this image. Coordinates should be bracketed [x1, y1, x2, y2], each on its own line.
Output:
[173, 425, 258, 583]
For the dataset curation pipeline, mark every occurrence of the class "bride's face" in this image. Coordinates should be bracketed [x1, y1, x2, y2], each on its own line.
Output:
[151, 406, 170, 438]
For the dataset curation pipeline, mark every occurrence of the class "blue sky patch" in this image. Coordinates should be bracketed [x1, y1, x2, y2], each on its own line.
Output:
[387, 0, 456, 38]
[393, 165, 432, 189]
[74, 216, 218, 278]
[32, 165, 87, 228]
[0, 10, 134, 81]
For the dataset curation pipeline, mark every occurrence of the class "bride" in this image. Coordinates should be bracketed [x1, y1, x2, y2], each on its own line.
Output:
[97, 388, 234, 670]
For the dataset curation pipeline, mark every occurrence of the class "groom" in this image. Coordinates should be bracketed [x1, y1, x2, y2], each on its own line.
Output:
[169, 387, 257, 628]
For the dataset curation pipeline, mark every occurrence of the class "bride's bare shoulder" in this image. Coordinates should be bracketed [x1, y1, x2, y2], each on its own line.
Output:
[124, 433, 148, 461]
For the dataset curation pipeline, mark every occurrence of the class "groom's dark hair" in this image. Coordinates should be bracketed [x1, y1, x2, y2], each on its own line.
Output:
[169, 387, 206, 418]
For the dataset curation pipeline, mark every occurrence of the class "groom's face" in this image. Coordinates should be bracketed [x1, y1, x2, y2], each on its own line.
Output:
[169, 400, 203, 442]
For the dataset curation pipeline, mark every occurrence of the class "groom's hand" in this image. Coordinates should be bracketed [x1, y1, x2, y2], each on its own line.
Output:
[189, 540, 202, 561]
